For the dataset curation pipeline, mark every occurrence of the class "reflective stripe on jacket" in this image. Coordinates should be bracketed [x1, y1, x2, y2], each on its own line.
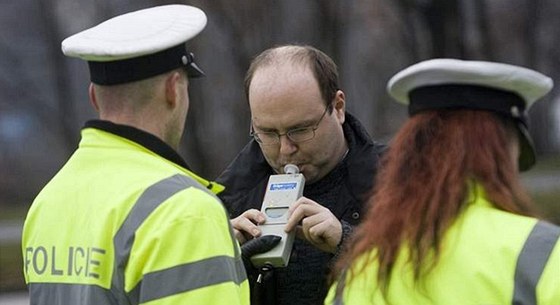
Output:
[325, 184, 560, 305]
[22, 125, 249, 305]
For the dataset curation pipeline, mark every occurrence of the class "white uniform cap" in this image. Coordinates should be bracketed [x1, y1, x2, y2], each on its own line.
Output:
[386, 58, 554, 171]
[387, 58, 552, 107]
[61, 5, 207, 85]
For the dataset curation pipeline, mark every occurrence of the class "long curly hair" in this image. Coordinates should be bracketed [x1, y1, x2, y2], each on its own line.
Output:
[333, 109, 536, 294]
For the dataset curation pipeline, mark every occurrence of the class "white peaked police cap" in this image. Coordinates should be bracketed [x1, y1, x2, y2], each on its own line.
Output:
[387, 58, 553, 171]
[61, 5, 207, 85]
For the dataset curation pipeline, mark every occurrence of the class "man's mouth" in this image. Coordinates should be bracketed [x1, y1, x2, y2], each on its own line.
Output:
[281, 162, 302, 173]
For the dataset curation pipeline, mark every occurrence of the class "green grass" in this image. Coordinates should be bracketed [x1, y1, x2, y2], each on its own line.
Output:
[532, 190, 560, 225]
[0, 205, 28, 221]
[522, 154, 560, 225]
[0, 205, 28, 291]
[0, 243, 24, 292]
[531, 154, 560, 172]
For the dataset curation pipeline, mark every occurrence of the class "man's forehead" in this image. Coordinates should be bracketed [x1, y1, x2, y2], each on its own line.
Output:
[253, 62, 312, 82]
[249, 65, 319, 100]
[250, 97, 325, 132]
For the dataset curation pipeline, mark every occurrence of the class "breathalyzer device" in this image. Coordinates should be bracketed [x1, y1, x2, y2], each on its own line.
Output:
[250, 164, 305, 268]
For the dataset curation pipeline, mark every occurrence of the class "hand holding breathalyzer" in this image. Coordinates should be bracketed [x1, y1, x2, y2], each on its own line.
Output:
[284, 197, 342, 253]
[231, 209, 266, 244]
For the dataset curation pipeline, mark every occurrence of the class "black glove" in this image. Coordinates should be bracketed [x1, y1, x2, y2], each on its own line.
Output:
[240, 235, 281, 271]
[241, 235, 281, 305]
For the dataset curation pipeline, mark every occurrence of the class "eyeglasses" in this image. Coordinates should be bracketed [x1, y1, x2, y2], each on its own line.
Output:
[250, 107, 329, 146]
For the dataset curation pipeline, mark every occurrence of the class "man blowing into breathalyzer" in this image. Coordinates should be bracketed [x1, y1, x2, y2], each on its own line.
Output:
[216, 45, 386, 305]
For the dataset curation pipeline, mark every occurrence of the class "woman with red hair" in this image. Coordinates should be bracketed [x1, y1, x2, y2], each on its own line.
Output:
[326, 59, 560, 305]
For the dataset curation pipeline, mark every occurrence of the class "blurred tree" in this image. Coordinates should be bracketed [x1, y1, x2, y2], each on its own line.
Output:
[38, 0, 78, 153]
[1, 0, 559, 207]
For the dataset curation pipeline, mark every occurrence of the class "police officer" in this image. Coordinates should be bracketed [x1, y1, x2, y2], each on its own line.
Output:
[326, 59, 560, 304]
[22, 5, 251, 305]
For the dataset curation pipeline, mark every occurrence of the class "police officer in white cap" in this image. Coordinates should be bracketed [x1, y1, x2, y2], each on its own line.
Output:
[22, 5, 262, 305]
[326, 59, 560, 305]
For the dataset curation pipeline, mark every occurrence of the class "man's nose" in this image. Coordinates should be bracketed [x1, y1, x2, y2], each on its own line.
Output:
[278, 134, 297, 155]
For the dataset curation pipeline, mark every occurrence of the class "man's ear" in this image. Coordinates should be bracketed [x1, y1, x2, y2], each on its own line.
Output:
[165, 71, 182, 109]
[333, 90, 346, 124]
[88, 84, 99, 112]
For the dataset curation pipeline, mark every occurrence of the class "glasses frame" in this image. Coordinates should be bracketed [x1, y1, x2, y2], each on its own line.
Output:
[250, 107, 330, 146]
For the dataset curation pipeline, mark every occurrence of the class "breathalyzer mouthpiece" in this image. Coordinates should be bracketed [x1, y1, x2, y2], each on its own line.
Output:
[284, 164, 299, 174]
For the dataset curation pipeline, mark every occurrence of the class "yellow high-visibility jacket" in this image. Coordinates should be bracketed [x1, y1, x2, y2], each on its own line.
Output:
[326, 184, 560, 305]
[22, 121, 249, 305]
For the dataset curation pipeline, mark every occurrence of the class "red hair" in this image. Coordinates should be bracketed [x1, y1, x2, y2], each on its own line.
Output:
[334, 110, 535, 292]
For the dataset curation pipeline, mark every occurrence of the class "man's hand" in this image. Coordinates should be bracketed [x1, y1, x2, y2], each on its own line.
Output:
[231, 209, 267, 244]
[284, 197, 342, 253]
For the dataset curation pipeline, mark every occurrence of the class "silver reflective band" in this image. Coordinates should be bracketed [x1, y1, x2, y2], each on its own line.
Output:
[129, 255, 246, 303]
[333, 269, 348, 305]
[512, 220, 560, 305]
[29, 283, 117, 304]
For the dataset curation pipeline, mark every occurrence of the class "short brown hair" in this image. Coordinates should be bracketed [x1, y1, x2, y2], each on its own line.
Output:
[244, 45, 339, 111]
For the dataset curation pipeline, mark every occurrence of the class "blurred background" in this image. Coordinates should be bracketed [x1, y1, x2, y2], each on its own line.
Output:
[1, 0, 559, 299]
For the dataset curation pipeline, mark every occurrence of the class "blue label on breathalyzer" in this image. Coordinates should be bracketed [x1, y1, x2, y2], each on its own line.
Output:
[270, 182, 297, 191]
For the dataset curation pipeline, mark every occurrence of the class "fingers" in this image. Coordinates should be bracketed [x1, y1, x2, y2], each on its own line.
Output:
[302, 214, 342, 251]
[285, 198, 342, 253]
[242, 209, 267, 224]
[285, 197, 320, 232]
[233, 228, 248, 244]
[231, 209, 267, 243]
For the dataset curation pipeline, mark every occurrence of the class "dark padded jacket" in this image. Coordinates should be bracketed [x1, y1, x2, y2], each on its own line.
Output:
[216, 113, 385, 305]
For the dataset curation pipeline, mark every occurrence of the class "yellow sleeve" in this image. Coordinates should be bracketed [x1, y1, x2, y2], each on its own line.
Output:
[126, 187, 249, 305]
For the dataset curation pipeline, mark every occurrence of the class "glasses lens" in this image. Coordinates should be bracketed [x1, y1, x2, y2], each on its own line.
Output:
[254, 132, 278, 145]
[287, 128, 315, 143]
